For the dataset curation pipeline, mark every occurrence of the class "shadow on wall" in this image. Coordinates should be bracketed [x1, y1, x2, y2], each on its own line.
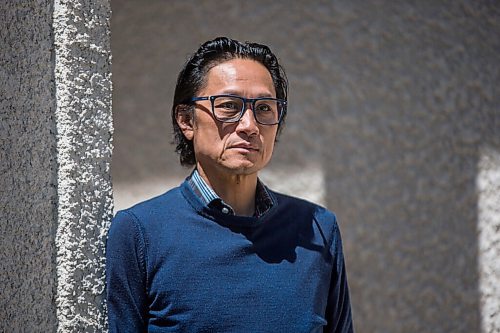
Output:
[325, 92, 497, 332]
[111, 1, 500, 332]
[318, 4, 500, 331]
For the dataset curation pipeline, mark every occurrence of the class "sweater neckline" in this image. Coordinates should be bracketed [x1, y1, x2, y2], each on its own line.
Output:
[180, 179, 276, 228]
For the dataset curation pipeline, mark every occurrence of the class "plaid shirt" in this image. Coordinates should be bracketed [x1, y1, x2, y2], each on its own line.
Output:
[187, 169, 274, 217]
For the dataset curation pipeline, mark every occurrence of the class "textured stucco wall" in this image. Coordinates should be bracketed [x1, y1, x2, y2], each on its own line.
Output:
[53, 0, 113, 331]
[1, 0, 113, 332]
[112, 1, 500, 332]
[318, 2, 499, 333]
[0, 1, 58, 331]
[477, 147, 500, 332]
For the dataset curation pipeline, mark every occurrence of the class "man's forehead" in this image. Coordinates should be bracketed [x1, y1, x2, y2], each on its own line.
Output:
[207, 59, 270, 78]
[203, 59, 275, 94]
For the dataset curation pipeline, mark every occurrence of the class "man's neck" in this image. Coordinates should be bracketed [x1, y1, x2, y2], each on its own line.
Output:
[196, 164, 257, 217]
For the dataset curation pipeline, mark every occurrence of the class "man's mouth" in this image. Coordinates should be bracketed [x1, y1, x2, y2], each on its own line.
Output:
[229, 143, 259, 151]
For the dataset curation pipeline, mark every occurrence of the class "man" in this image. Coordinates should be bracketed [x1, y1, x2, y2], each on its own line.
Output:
[106, 37, 353, 332]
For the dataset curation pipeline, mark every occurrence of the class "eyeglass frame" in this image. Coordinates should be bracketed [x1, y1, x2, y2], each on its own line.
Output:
[190, 94, 287, 125]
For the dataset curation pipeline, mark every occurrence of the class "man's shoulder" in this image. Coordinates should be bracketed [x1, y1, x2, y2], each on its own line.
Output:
[114, 184, 185, 224]
[269, 189, 338, 224]
[268, 189, 341, 251]
[133, 185, 182, 208]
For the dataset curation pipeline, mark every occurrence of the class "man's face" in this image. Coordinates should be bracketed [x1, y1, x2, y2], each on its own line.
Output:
[181, 58, 279, 177]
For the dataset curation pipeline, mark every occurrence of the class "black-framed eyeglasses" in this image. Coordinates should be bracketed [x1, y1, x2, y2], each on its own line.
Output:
[190, 94, 287, 125]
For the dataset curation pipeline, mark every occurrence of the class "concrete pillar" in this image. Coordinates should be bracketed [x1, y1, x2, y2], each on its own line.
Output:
[478, 146, 500, 333]
[1, 1, 59, 330]
[1, 0, 112, 331]
[53, 0, 113, 331]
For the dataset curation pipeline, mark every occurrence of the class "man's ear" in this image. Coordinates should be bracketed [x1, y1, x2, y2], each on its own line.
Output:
[175, 105, 194, 141]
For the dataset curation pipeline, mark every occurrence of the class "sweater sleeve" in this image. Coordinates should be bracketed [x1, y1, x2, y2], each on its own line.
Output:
[324, 219, 354, 333]
[106, 210, 148, 332]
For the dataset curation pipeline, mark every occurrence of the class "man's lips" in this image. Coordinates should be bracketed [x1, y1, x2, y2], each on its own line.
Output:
[229, 143, 259, 151]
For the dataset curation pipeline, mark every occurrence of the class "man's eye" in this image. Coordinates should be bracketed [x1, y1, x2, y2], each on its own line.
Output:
[215, 101, 241, 112]
[218, 102, 240, 111]
[256, 103, 272, 112]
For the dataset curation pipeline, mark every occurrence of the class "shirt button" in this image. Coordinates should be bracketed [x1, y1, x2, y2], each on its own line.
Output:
[221, 207, 229, 214]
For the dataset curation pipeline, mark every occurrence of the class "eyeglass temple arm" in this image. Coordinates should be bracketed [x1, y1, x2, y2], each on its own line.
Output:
[190, 97, 210, 102]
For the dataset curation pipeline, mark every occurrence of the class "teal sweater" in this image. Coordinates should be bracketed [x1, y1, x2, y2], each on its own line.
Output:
[106, 180, 353, 332]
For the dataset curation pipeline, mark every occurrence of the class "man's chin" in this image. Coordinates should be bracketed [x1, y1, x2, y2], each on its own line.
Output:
[220, 160, 261, 175]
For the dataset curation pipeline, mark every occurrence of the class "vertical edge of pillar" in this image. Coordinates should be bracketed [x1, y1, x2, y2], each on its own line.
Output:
[53, 0, 113, 331]
[477, 146, 500, 333]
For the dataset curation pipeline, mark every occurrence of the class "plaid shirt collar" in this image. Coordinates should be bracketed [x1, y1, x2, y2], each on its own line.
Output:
[187, 169, 274, 217]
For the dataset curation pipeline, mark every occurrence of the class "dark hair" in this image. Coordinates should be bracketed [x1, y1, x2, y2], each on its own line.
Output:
[171, 37, 288, 166]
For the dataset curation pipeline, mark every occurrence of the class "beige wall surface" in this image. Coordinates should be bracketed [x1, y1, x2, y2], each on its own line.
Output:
[111, 1, 500, 332]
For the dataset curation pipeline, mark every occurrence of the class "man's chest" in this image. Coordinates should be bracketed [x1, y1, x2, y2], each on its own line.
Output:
[144, 225, 332, 332]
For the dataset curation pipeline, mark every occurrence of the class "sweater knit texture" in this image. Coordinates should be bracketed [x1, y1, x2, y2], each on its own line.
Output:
[106, 180, 353, 332]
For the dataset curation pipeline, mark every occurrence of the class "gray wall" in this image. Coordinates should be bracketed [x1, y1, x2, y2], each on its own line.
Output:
[112, 1, 500, 332]
[1, 1, 58, 331]
[1, 0, 113, 331]
[322, 2, 499, 330]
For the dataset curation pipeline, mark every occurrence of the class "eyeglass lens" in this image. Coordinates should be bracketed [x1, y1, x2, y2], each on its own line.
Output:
[212, 96, 283, 124]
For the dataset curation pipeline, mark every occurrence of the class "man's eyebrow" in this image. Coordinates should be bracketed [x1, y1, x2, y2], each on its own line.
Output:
[217, 89, 275, 98]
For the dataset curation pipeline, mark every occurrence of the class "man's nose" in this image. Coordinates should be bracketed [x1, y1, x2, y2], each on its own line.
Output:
[236, 105, 259, 135]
